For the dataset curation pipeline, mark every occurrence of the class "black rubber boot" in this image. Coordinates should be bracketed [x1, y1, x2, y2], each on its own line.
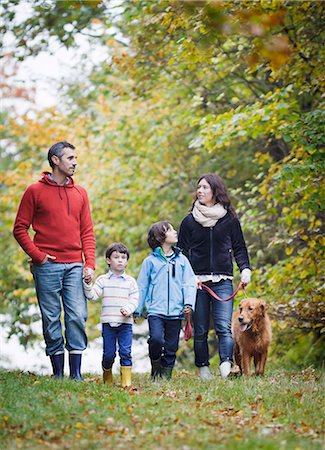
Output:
[69, 353, 83, 381]
[50, 353, 64, 378]
[150, 357, 162, 380]
[161, 366, 173, 380]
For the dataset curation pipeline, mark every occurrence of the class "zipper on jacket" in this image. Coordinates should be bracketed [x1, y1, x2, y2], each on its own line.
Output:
[167, 264, 170, 315]
[171, 261, 176, 277]
[210, 227, 214, 277]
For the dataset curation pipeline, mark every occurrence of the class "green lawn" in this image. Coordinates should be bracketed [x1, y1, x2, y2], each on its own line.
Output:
[0, 368, 323, 449]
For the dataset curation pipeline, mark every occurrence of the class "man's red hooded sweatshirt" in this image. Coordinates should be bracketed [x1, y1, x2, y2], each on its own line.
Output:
[13, 172, 96, 270]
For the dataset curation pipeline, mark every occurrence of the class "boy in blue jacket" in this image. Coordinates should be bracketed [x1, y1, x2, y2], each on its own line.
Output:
[135, 221, 196, 380]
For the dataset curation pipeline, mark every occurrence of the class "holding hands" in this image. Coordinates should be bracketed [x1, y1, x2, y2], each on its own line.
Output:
[83, 267, 95, 284]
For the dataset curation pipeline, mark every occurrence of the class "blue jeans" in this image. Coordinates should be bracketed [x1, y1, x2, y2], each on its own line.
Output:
[102, 323, 132, 368]
[32, 262, 87, 356]
[193, 279, 234, 367]
[148, 316, 182, 368]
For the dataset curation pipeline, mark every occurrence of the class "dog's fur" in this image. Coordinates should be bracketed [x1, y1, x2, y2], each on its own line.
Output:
[232, 298, 272, 376]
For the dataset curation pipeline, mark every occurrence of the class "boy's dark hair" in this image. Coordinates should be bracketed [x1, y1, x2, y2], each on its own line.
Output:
[147, 221, 171, 250]
[105, 242, 130, 261]
[48, 141, 75, 168]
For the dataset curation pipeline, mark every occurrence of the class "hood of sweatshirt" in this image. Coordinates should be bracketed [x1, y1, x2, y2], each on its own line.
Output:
[38, 172, 77, 215]
[39, 171, 75, 187]
[152, 246, 181, 260]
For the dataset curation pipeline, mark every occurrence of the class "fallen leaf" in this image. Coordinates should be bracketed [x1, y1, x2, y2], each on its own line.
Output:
[294, 392, 303, 398]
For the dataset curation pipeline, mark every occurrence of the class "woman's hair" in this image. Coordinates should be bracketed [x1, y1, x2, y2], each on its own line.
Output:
[147, 221, 171, 250]
[105, 242, 130, 260]
[192, 173, 236, 216]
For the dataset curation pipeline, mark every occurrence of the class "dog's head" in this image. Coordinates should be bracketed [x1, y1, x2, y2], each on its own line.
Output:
[237, 298, 267, 332]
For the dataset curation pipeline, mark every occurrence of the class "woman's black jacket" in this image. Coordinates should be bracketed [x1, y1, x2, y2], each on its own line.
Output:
[178, 212, 250, 276]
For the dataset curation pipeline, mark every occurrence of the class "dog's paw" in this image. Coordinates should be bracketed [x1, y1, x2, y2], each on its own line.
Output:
[229, 364, 241, 377]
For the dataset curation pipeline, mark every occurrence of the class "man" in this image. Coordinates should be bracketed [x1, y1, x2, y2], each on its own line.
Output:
[13, 141, 96, 380]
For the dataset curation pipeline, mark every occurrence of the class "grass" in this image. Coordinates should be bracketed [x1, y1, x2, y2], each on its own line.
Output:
[0, 368, 324, 450]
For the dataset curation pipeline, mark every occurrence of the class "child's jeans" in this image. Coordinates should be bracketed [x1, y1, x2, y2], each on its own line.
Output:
[148, 316, 182, 368]
[102, 323, 132, 369]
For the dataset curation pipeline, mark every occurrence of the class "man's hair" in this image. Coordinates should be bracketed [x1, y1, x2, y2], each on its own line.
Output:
[105, 242, 130, 261]
[147, 221, 171, 250]
[48, 141, 75, 168]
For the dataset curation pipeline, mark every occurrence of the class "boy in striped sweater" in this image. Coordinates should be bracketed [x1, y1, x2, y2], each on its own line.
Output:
[83, 243, 138, 387]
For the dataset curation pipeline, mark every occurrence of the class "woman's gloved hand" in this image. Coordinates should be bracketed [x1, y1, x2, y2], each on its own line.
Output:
[240, 268, 251, 286]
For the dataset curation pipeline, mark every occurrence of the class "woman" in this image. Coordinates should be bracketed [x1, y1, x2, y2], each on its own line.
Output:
[178, 173, 251, 380]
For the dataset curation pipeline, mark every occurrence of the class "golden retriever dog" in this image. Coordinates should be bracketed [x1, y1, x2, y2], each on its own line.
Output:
[232, 298, 272, 376]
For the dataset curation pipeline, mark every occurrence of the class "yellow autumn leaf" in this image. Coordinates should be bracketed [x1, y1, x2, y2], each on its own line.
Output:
[299, 271, 309, 279]
[294, 257, 304, 265]
[259, 185, 267, 196]
[285, 247, 293, 255]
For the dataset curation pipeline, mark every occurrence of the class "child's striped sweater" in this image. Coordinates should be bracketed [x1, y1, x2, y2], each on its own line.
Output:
[83, 271, 139, 325]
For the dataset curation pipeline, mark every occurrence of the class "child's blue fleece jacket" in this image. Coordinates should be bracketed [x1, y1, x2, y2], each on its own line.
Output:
[135, 247, 196, 318]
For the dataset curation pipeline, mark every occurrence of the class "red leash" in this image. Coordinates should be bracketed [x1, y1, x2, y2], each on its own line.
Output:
[184, 313, 192, 341]
[183, 281, 246, 341]
[197, 280, 246, 302]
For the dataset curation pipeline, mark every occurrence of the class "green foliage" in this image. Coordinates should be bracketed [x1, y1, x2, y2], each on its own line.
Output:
[270, 330, 325, 370]
[0, 0, 109, 59]
[246, 108, 324, 335]
[0, 369, 324, 449]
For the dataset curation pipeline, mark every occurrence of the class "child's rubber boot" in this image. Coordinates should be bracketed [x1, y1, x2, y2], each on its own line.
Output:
[50, 353, 64, 378]
[150, 357, 162, 380]
[121, 366, 132, 387]
[161, 366, 173, 380]
[69, 353, 83, 381]
[103, 367, 113, 385]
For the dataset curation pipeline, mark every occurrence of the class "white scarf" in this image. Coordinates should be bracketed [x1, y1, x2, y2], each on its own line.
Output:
[192, 200, 227, 227]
